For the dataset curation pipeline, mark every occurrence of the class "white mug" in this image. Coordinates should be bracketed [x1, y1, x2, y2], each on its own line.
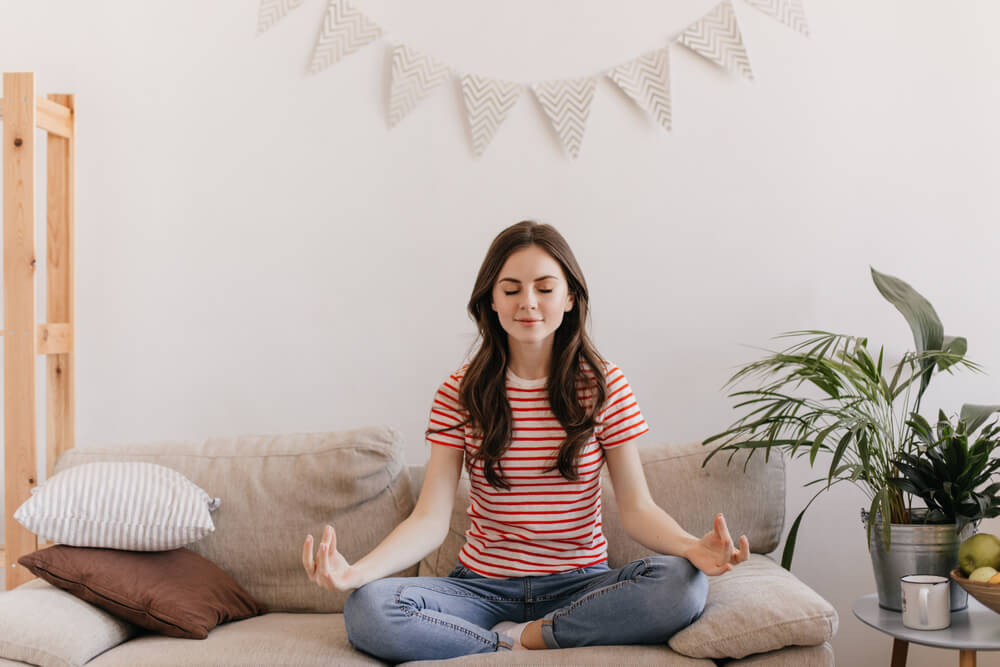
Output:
[900, 575, 951, 630]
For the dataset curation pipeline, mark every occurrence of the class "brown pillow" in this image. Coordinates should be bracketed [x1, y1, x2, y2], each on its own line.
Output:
[18, 545, 266, 639]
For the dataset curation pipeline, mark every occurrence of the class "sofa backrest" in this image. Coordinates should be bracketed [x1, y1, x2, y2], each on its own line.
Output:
[53, 425, 415, 613]
[413, 440, 785, 577]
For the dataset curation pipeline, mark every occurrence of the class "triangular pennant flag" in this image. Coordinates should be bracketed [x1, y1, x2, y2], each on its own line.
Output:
[308, 0, 382, 74]
[387, 44, 452, 128]
[461, 75, 522, 157]
[677, 1, 753, 81]
[531, 78, 596, 159]
[743, 0, 809, 36]
[257, 0, 304, 35]
[607, 48, 672, 133]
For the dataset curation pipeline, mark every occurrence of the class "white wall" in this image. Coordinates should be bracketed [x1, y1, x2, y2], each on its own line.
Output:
[2, 1, 999, 664]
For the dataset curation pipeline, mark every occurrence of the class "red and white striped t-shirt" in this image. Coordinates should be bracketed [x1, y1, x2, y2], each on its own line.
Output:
[425, 360, 649, 578]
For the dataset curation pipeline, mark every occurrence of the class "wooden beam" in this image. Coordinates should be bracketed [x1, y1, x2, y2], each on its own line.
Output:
[36, 98, 73, 138]
[0, 96, 73, 138]
[3, 72, 40, 590]
[46, 92, 76, 481]
[37, 323, 72, 355]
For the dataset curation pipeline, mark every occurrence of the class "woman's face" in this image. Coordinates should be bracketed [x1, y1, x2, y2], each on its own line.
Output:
[490, 245, 575, 348]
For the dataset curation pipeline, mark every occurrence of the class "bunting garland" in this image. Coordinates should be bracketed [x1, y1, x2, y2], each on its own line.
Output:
[461, 75, 522, 157]
[677, 1, 754, 81]
[531, 78, 596, 160]
[257, 0, 303, 35]
[262, 0, 807, 158]
[388, 44, 451, 128]
[607, 48, 672, 133]
[308, 0, 381, 74]
[743, 0, 809, 36]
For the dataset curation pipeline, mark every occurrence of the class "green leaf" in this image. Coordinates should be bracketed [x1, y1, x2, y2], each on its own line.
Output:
[906, 413, 934, 446]
[888, 357, 906, 396]
[864, 494, 881, 549]
[870, 267, 944, 354]
[829, 430, 854, 489]
[960, 404, 1000, 435]
[938, 336, 968, 371]
[879, 486, 892, 548]
[781, 485, 829, 570]
[870, 267, 944, 402]
[810, 423, 839, 466]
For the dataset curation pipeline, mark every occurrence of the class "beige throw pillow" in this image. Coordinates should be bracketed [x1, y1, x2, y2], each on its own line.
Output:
[0, 578, 137, 667]
[668, 554, 838, 659]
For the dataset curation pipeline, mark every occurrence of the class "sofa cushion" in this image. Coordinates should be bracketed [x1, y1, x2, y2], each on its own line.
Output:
[724, 642, 835, 666]
[81, 612, 714, 667]
[86, 613, 382, 667]
[667, 554, 838, 659]
[14, 462, 219, 551]
[18, 545, 265, 639]
[399, 644, 716, 665]
[0, 578, 137, 667]
[54, 426, 416, 613]
[418, 439, 784, 577]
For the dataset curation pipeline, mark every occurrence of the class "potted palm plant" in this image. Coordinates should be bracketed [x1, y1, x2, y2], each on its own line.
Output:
[703, 268, 1000, 610]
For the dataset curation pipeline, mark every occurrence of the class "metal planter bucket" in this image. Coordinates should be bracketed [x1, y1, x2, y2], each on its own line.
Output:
[862, 508, 974, 611]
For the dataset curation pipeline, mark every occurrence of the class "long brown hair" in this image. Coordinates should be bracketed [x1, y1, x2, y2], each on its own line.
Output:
[427, 221, 608, 490]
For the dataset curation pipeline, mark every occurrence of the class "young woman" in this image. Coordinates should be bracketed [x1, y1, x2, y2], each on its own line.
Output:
[302, 221, 750, 662]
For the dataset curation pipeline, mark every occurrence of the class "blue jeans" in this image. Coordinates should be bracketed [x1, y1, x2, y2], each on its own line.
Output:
[343, 555, 709, 663]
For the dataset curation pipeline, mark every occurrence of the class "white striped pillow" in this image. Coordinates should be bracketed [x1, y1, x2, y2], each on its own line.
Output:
[13, 462, 221, 551]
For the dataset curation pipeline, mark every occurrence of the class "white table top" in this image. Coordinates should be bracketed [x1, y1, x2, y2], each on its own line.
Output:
[853, 593, 1000, 651]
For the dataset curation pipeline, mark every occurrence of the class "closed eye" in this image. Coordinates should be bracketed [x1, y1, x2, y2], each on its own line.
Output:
[504, 289, 552, 295]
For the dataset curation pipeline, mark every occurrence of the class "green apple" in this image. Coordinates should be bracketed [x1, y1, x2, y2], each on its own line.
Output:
[970, 566, 999, 582]
[958, 533, 1000, 576]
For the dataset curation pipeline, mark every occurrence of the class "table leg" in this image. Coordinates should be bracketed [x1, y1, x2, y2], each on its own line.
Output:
[960, 649, 976, 667]
[891, 638, 908, 667]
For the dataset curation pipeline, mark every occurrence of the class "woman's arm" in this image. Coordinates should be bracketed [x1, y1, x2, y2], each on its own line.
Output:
[604, 441, 749, 575]
[303, 443, 464, 591]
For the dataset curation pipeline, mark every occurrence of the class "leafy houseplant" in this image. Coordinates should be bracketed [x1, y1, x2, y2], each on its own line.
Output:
[889, 411, 1000, 534]
[702, 268, 1000, 570]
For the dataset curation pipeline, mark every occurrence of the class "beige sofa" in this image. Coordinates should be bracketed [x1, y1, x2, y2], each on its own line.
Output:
[0, 426, 837, 666]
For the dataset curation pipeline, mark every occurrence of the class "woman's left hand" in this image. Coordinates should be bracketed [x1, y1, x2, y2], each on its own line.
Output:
[683, 513, 750, 576]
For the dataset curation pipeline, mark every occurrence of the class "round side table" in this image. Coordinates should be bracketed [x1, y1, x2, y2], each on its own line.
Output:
[853, 593, 1000, 667]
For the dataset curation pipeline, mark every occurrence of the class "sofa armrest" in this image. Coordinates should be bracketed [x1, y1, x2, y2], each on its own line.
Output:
[0, 579, 137, 667]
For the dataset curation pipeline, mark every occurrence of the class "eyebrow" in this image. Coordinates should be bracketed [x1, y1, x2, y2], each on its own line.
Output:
[498, 275, 558, 284]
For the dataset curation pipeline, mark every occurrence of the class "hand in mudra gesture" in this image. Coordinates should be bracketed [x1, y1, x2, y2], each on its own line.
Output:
[303, 524, 362, 592]
[683, 513, 750, 576]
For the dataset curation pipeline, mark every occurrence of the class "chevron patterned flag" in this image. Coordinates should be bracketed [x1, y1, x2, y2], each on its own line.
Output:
[387, 44, 452, 128]
[308, 0, 382, 74]
[607, 48, 672, 133]
[461, 75, 522, 157]
[257, 0, 303, 35]
[531, 78, 596, 159]
[677, 1, 753, 81]
[743, 0, 809, 36]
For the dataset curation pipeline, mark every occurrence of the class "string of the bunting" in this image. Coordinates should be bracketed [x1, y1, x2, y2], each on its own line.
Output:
[257, 0, 809, 158]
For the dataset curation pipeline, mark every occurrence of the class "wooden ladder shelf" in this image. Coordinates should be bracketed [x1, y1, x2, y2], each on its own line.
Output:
[1, 72, 76, 590]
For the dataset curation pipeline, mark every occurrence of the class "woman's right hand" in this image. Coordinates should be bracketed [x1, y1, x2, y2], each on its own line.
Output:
[303, 524, 363, 592]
